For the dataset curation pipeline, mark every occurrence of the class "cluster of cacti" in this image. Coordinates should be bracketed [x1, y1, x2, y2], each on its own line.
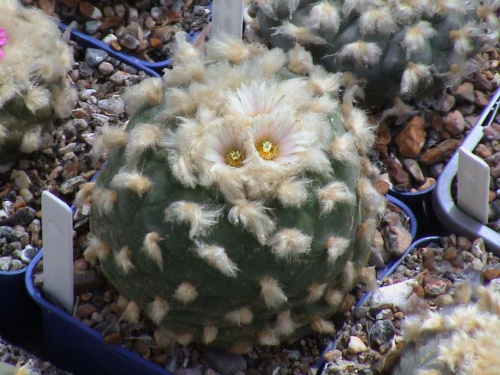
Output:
[393, 283, 500, 374]
[248, 0, 500, 102]
[80, 32, 385, 352]
[0, 0, 77, 165]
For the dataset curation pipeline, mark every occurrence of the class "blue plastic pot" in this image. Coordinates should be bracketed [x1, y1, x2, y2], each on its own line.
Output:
[0, 266, 43, 351]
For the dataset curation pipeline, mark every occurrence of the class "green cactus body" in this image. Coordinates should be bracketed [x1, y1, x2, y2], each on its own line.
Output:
[252, 0, 499, 102]
[394, 284, 500, 375]
[0, 0, 76, 164]
[86, 33, 384, 351]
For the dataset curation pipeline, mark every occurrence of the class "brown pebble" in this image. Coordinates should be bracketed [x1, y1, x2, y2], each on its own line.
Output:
[149, 37, 163, 49]
[395, 116, 426, 158]
[110, 39, 122, 51]
[323, 349, 342, 362]
[13, 196, 27, 210]
[420, 139, 461, 165]
[394, 311, 405, 320]
[76, 303, 98, 319]
[483, 268, 500, 282]
[423, 275, 452, 297]
[442, 246, 457, 260]
[133, 340, 151, 358]
[376, 123, 391, 146]
[74, 258, 90, 271]
[423, 258, 435, 271]
[375, 180, 390, 195]
[104, 332, 123, 345]
[80, 292, 93, 302]
[412, 284, 425, 299]
[475, 143, 492, 159]
[417, 177, 436, 191]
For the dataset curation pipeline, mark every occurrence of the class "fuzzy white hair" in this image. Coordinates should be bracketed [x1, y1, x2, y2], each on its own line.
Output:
[449, 25, 477, 56]
[194, 242, 239, 277]
[114, 246, 134, 275]
[400, 62, 433, 96]
[275, 310, 295, 336]
[142, 232, 163, 270]
[306, 283, 328, 304]
[255, 48, 287, 78]
[258, 328, 280, 346]
[147, 297, 170, 325]
[276, 178, 310, 208]
[343, 0, 383, 15]
[175, 332, 194, 346]
[308, 67, 342, 96]
[163, 59, 205, 87]
[316, 181, 356, 216]
[123, 77, 164, 115]
[304, 2, 341, 33]
[101, 124, 129, 151]
[260, 276, 288, 309]
[402, 21, 436, 58]
[357, 177, 386, 217]
[19, 126, 42, 154]
[83, 236, 109, 266]
[165, 201, 222, 239]
[323, 289, 343, 306]
[110, 172, 152, 197]
[228, 201, 276, 245]
[153, 326, 174, 348]
[287, 44, 314, 76]
[327, 132, 360, 165]
[24, 87, 50, 114]
[268, 228, 313, 260]
[336, 41, 382, 68]
[173, 282, 198, 304]
[224, 307, 253, 326]
[206, 34, 250, 64]
[341, 261, 356, 291]
[124, 123, 163, 169]
[311, 318, 336, 334]
[325, 236, 351, 263]
[74, 182, 96, 209]
[273, 22, 326, 45]
[122, 301, 141, 324]
[203, 325, 218, 344]
[90, 187, 117, 217]
[0, 124, 7, 145]
[359, 7, 397, 35]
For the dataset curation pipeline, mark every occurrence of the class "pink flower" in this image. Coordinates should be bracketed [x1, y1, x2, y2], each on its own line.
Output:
[0, 28, 8, 58]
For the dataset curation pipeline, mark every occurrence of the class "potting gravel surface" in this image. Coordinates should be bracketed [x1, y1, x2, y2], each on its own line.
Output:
[1, 1, 499, 374]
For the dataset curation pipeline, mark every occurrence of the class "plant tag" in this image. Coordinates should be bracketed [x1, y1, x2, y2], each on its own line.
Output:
[457, 147, 490, 224]
[42, 191, 74, 313]
[211, 0, 244, 39]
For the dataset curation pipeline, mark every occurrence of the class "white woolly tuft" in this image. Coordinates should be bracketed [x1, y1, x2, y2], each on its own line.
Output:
[300, 147, 333, 175]
[275, 310, 295, 336]
[175, 332, 194, 346]
[205, 34, 250, 64]
[20, 126, 42, 153]
[256, 48, 287, 78]
[203, 325, 218, 344]
[258, 328, 280, 346]
[276, 178, 310, 208]
[400, 62, 433, 96]
[0, 124, 7, 144]
[268, 228, 312, 260]
[172, 31, 200, 63]
[101, 124, 129, 151]
[142, 232, 163, 270]
[308, 67, 342, 95]
[449, 26, 476, 56]
[110, 172, 152, 197]
[327, 132, 359, 164]
[391, 0, 426, 22]
[24, 87, 50, 114]
[309, 95, 339, 114]
[273, 22, 326, 45]
[74, 182, 96, 209]
[336, 41, 382, 68]
[122, 301, 141, 324]
[402, 21, 436, 58]
[260, 276, 288, 309]
[123, 77, 164, 115]
[147, 297, 170, 325]
[342, 261, 356, 291]
[167, 153, 197, 188]
[311, 318, 336, 334]
[163, 59, 205, 87]
[114, 246, 134, 274]
[434, 0, 470, 14]
[90, 187, 117, 217]
[359, 7, 397, 35]
[325, 236, 351, 263]
[224, 307, 253, 326]
[125, 123, 163, 169]
[194, 242, 239, 277]
[165, 201, 222, 239]
[316, 181, 356, 216]
[306, 283, 328, 304]
[153, 327, 175, 348]
[228, 201, 276, 245]
[173, 282, 198, 304]
[163, 88, 196, 117]
[357, 177, 386, 217]
[323, 289, 344, 306]
[343, 0, 383, 15]
[229, 341, 254, 355]
[304, 2, 341, 33]
[287, 44, 314, 75]
[343, 105, 375, 156]
[83, 236, 109, 265]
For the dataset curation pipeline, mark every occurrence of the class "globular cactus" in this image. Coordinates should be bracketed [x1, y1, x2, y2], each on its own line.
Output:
[393, 283, 500, 375]
[0, 0, 77, 165]
[82, 32, 385, 352]
[248, 0, 500, 102]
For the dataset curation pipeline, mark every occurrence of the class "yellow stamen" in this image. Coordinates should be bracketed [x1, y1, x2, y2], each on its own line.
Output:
[256, 140, 278, 160]
[225, 149, 243, 167]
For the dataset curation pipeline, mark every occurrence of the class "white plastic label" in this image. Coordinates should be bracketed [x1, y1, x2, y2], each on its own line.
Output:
[211, 0, 244, 39]
[42, 191, 74, 313]
[457, 148, 490, 224]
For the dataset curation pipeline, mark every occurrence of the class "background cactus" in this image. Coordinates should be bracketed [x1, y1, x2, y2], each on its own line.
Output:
[0, 0, 77, 165]
[84, 32, 385, 352]
[248, 0, 500, 102]
[393, 283, 500, 374]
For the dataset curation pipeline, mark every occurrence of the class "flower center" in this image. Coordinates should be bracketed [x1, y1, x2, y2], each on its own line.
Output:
[225, 149, 243, 167]
[256, 140, 278, 160]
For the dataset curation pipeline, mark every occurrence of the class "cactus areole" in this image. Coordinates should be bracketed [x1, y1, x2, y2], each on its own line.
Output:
[87, 33, 384, 351]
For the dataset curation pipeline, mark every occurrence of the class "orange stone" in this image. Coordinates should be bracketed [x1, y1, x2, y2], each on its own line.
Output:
[395, 116, 426, 158]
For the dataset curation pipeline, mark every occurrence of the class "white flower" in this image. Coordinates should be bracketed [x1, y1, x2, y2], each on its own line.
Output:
[249, 114, 307, 165]
[229, 81, 284, 118]
[204, 126, 250, 171]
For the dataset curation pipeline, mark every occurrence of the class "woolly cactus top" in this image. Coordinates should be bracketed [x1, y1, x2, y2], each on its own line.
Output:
[85, 32, 384, 351]
[0, 0, 76, 162]
[251, 0, 500, 100]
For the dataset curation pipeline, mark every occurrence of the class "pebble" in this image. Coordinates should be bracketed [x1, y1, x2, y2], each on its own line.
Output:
[395, 116, 426, 158]
[420, 139, 461, 165]
[98, 61, 115, 75]
[347, 336, 367, 354]
[85, 48, 109, 68]
[98, 96, 125, 115]
[202, 348, 248, 375]
[369, 320, 395, 346]
[402, 159, 425, 183]
[443, 110, 466, 136]
[370, 279, 418, 311]
[454, 82, 475, 103]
